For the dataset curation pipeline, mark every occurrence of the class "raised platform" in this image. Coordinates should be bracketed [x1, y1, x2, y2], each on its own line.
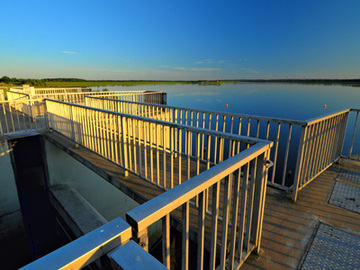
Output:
[43, 131, 360, 269]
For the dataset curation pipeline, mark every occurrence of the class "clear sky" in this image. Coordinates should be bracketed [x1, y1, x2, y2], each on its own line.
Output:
[1, 0, 360, 80]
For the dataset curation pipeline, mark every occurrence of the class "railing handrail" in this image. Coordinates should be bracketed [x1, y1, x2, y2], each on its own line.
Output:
[19, 217, 132, 270]
[126, 142, 271, 232]
[45, 99, 269, 145]
[87, 96, 308, 126]
[32, 91, 149, 97]
[304, 109, 351, 126]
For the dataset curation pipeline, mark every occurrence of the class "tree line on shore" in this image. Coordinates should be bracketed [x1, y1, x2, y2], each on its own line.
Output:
[1, 75, 360, 88]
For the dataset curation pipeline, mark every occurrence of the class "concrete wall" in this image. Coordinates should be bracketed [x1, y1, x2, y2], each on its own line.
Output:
[44, 139, 139, 221]
[0, 140, 24, 238]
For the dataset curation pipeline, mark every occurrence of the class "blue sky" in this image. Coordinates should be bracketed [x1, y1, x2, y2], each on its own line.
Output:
[1, 0, 360, 80]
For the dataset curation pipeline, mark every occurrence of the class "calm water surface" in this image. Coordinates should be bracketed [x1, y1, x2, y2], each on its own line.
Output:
[91, 83, 360, 181]
[91, 83, 360, 121]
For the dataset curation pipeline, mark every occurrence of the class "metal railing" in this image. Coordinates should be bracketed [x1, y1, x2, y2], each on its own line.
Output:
[90, 91, 167, 104]
[42, 99, 273, 269]
[19, 143, 271, 270]
[46, 99, 269, 192]
[84, 97, 304, 189]
[0, 99, 46, 137]
[19, 217, 132, 270]
[342, 109, 360, 160]
[84, 97, 360, 201]
[8, 89, 166, 106]
[127, 142, 271, 269]
[292, 109, 349, 200]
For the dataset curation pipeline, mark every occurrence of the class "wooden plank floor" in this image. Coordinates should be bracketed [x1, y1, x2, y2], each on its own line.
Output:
[242, 159, 360, 270]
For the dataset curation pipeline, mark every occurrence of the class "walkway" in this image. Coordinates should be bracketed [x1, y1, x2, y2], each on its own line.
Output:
[242, 158, 360, 269]
[45, 130, 360, 269]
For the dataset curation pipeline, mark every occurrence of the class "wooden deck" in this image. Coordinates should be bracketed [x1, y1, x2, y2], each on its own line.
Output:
[242, 159, 360, 269]
[44, 131, 360, 269]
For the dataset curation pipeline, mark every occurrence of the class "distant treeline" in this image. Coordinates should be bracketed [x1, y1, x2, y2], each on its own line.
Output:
[0, 76, 48, 87]
[1, 75, 360, 88]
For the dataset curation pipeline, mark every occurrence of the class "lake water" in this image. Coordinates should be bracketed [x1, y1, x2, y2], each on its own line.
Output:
[91, 83, 360, 121]
[91, 83, 360, 165]
[89, 83, 360, 186]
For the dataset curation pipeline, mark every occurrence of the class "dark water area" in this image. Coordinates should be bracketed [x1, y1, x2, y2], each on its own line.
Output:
[91, 83, 360, 178]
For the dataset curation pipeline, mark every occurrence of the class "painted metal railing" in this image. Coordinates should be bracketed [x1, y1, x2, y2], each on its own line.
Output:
[19, 143, 271, 270]
[84, 97, 304, 190]
[19, 217, 132, 270]
[342, 109, 360, 160]
[44, 99, 272, 269]
[0, 100, 46, 137]
[127, 142, 271, 270]
[292, 109, 349, 200]
[84, 97, 359, 201]
[9, 89, 166, 105]
[32, 87, 90, 95]
[46, 99, 268, 192]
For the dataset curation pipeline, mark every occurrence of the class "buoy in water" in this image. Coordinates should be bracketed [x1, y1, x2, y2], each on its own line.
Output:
[226, 104, 228, 108]
[324, 104, 327, 108]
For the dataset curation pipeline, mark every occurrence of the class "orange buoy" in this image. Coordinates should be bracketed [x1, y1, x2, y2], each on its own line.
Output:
[324, 104, 327, 108]
[226, 104, 228, 108]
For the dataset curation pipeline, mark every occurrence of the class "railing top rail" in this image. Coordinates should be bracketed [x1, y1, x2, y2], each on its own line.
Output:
[7, 90, 30, 97]
[45, 99, 272, 145]
[19, 217, 131, 270]
[86, 91, 164, 96]
[126, 142, 271, 232]
[350, 108, 360, 112]
[0, 99, 44, 104]
[86, 96, 308, 126]
[30, 91, 163, 97]
[304, 109, 350, 126]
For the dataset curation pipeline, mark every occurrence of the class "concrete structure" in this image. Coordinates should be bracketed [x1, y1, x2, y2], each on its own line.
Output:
[0, 140, 24, 239]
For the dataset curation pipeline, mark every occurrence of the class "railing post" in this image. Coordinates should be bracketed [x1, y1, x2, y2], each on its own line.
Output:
[338, 112, 349, 158]
[121, 116, 129, 177]
[292, 125, 308, 201]
[70, 104, 76, 141]
[251, 151, 268, 254]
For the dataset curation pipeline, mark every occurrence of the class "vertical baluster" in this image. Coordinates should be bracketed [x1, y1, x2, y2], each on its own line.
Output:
[209, 181, 220, 270]
[219, 174, 232, 269]
[281, 124, 292, 186]
[150, 122, 154, 183]
[144, 121, 148, 180]
[187, 130, 191, 180]
[245, 158, 256, 253]
[163, 125, 167, 189]
[229, 167, 241, 269]
[271, 122, 281, 184]
[182, 201, 189, 270]
[349, 110, 359, 157]
[170, 126, 174, 189]
[132, 118, 138, 174]
[162, 214, 170, 268]
[197, 191, 206, 270]
[156, 124, 160, 186]
[179, 128, 182, 185]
